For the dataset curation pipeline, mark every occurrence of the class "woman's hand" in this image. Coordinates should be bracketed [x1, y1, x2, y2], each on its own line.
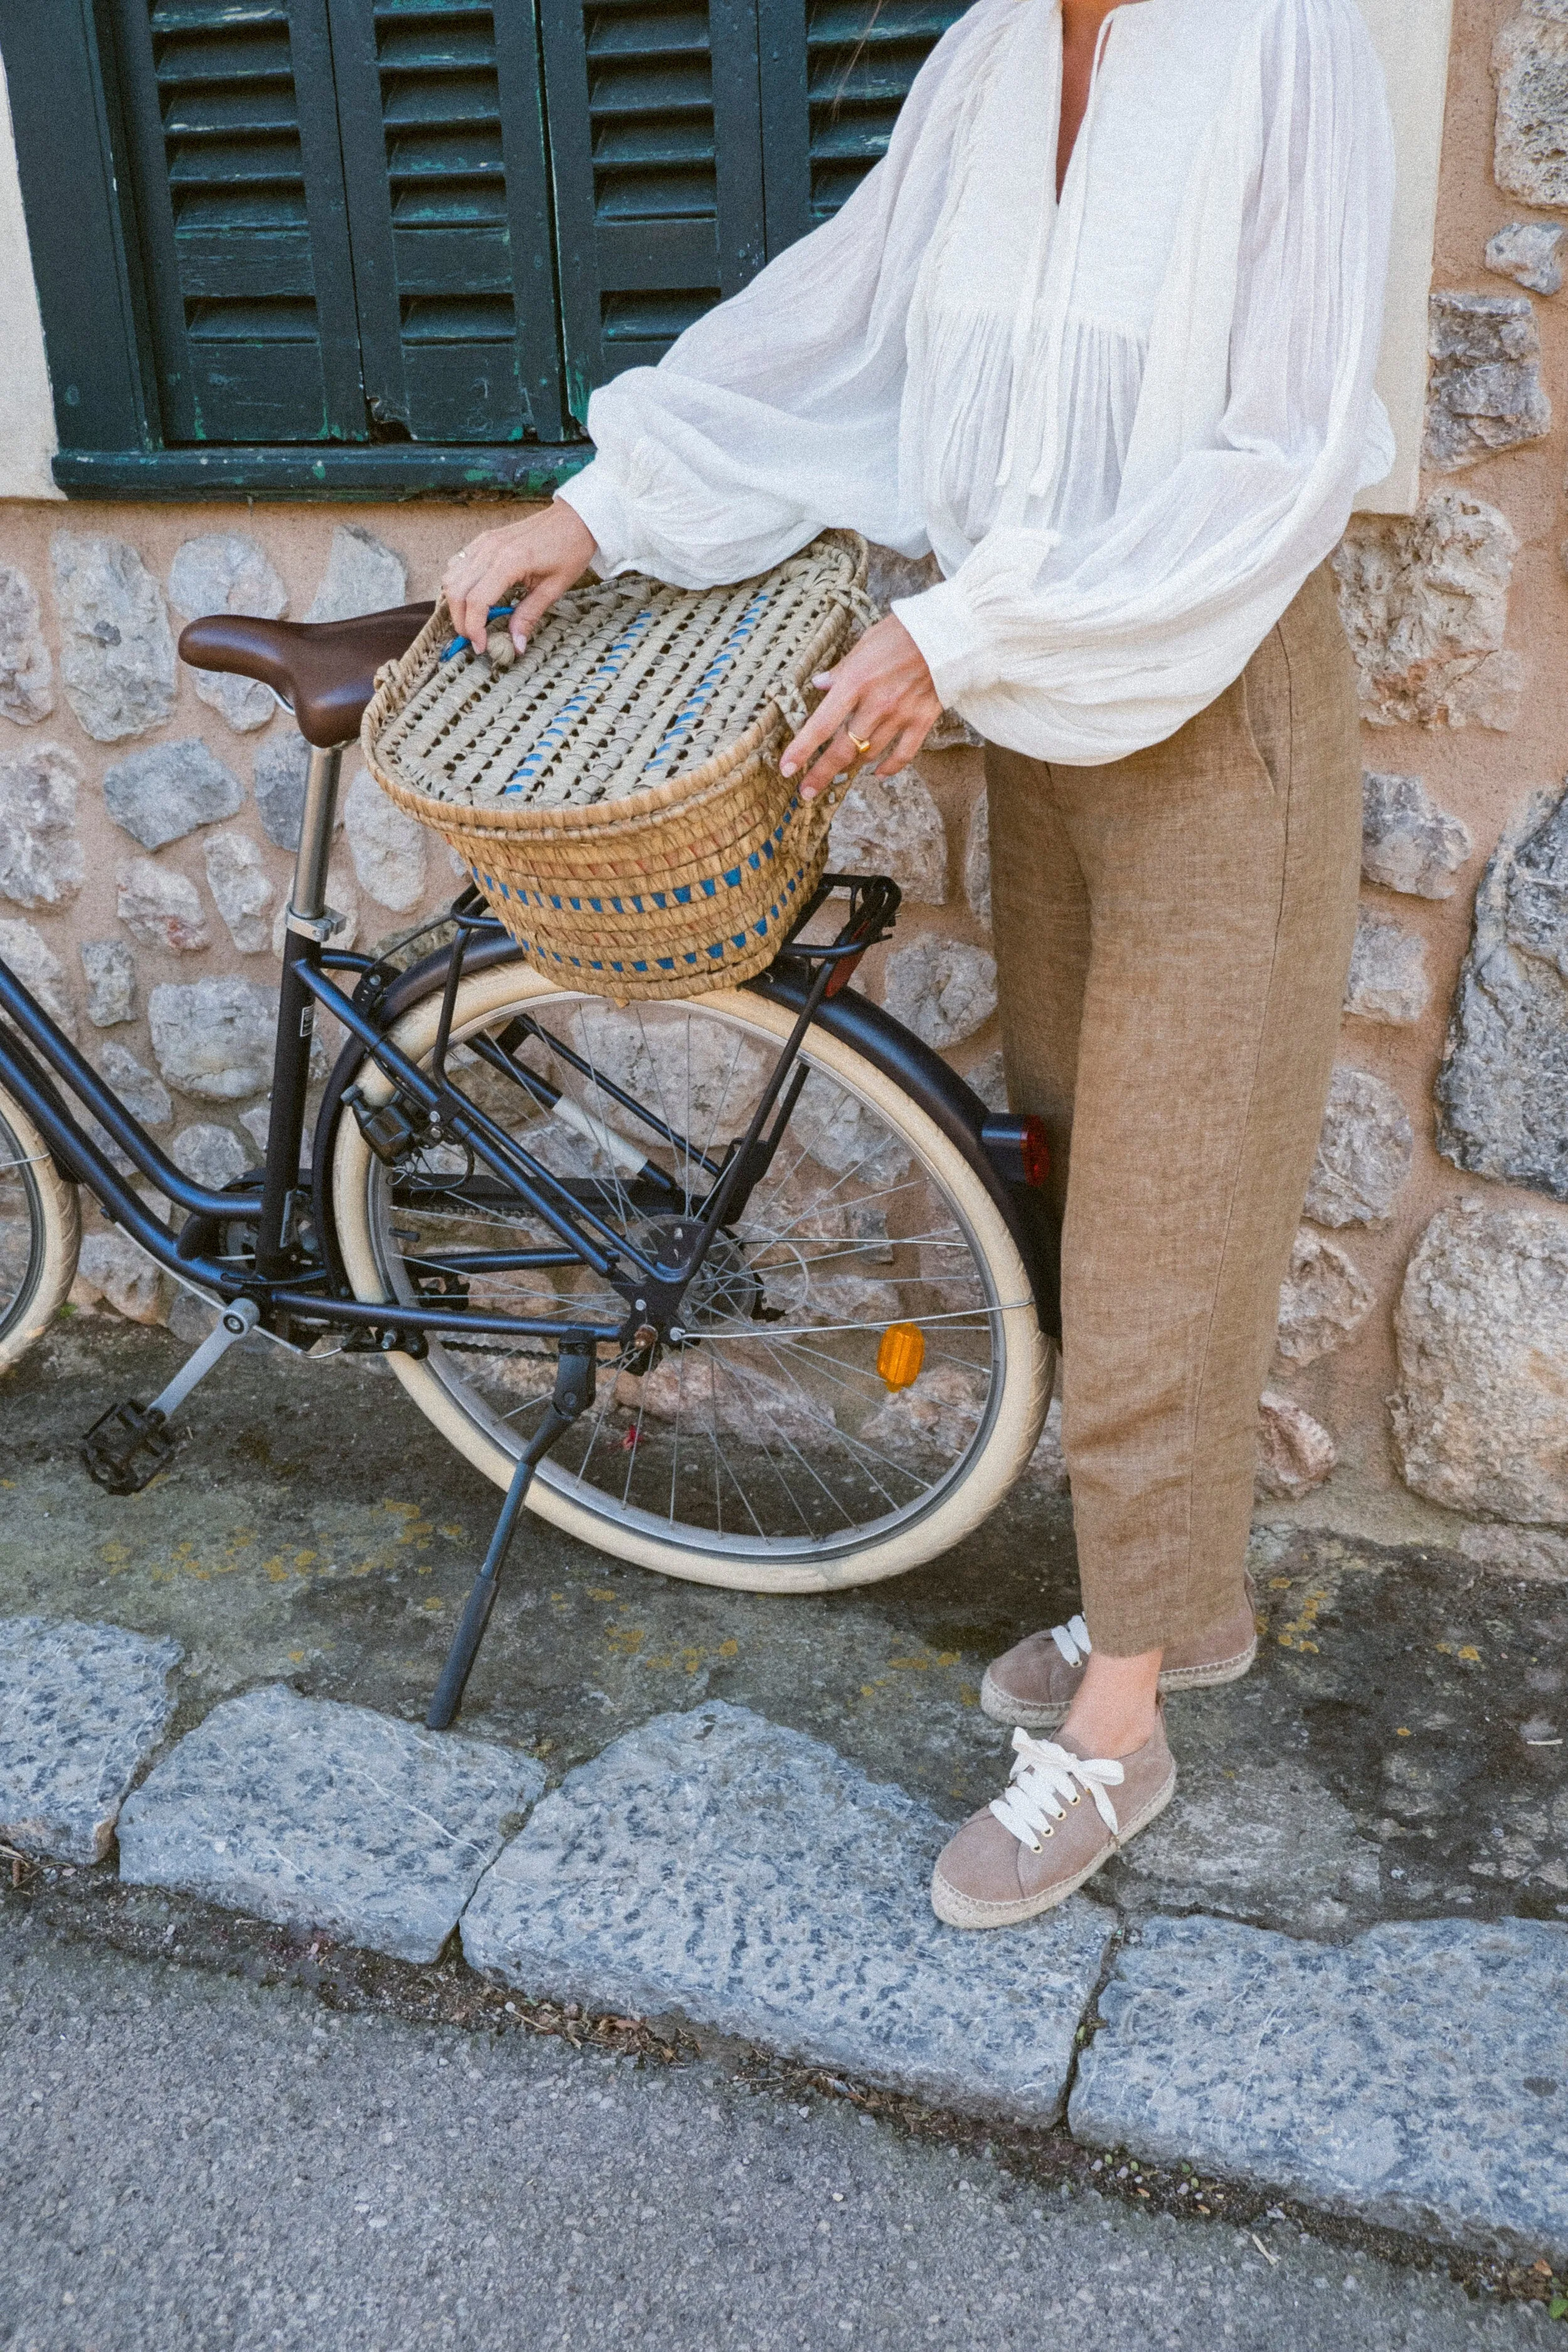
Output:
[779, 616, 943, 802]
[442, 500, 599, 657]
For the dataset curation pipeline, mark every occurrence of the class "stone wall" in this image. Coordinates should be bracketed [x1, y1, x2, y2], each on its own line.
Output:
[0, 0, 1565, 1567]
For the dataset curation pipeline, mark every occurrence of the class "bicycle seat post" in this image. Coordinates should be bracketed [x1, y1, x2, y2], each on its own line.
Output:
[254, 738, 347, 1278]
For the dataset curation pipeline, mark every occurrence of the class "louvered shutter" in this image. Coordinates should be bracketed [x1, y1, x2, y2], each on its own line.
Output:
[760, 0, 972, 255]
[324, 1, 568, 445]
[539, 0, 768, 422]
[104, 0, 366, 443]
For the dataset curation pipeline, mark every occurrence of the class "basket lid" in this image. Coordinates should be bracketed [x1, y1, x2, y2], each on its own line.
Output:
[364, 529, 870, 827]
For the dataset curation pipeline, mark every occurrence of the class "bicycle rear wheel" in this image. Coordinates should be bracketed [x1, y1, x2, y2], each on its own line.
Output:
[328, 960, 1052, 1593]
[0, 1078, 80, 1371]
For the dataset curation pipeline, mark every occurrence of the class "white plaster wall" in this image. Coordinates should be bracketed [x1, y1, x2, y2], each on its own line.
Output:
[0, 48, 61, 503]
[1355, 0, 1456, 513]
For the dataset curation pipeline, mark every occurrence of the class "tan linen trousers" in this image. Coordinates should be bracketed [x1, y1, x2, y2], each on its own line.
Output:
[985, 563, 1361, 1655]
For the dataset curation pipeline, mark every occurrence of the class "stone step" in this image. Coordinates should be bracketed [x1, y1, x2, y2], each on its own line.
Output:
[0, 1614, 181, 1864]
[462, 1699, 1114, 2120]
[1069, 1909, 1568, 2265]
[118, 1682, 544, 1964]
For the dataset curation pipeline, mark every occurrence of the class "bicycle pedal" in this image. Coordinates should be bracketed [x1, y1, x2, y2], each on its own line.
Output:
[80, 1399, 178, 1495]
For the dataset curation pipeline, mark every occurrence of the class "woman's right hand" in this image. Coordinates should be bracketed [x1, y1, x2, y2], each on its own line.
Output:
[442, 499, 599, 657]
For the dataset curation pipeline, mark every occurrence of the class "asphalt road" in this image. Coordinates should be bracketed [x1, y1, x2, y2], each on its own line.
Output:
[0, 1915, 1551, 2352]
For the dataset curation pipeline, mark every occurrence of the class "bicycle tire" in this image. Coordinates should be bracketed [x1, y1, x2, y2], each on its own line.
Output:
[0, 1078, 80, 1370]
[327, 960, 1052, 1594]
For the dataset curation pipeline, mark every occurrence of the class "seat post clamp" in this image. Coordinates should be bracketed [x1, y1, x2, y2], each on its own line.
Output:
[284, 905, 348, 945]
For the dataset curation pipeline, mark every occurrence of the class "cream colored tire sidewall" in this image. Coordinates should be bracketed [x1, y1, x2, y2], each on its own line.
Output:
[0, 1082, 80, 1371]
[330, 962, 1052, 1594]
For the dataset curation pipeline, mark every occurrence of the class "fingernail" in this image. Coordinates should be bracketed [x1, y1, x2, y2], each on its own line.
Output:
[812, 673, 832, 689]
[780, 759, 796, 776]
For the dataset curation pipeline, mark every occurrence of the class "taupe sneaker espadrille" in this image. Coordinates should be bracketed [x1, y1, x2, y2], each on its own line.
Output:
[930, 1710, 1176, 1929]
[979, 1581, 1258, 1732]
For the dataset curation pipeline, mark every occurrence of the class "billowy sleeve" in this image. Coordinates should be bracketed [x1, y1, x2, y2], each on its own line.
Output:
[892, 0, 1396, 766]
[557, 1, 1007, 586]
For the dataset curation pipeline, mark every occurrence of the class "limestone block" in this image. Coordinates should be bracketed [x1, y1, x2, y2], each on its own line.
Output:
[1422, 291, 1551, 471]
[1256, 1391, 1336, 1499]
[1436, 781, 1568, 1202]
[168, 532, 289, 734]
[252, 733, 314, 852]
[1274, 1228, 1375, 1366]
[865, 1362, 987, 1460]
[171, 1122, 247, 1189]
[1303, 1066, 1414, 1229]
[964, 1046, 1007, 1111]
[304, 526, 408, 625]
[102, 738, 245, 851]
[238, 1103, 272, 1155]
[633, 1353, 838, 1456]
[1332, 490, 1521, 731]
[343, 766, 426, 913]
[1494, 2, 1568, 210]
[1486, 219, 1566, 295]
[80, 938, 136, 1028]
[1343, 911, 1431, 1026]
[73, 1229, 168, 1326]
[0, 743, 84, 910]
[149, 977, 278, 1100]
[203, 830, 273, 954]
[0, 1616, 181, 1863]
[1361, 770, 1472, 898]
[1115, 1752, 1380, 1938]
[827, 767, 946, 904]
[0, 561, 53, 725]
[963, 791, 991, 927]
[0, 917, 77, 1040]
[862, 544, 983, 750]
[795, 1067, 911, 1189]
[1070, 1911, 1568, 2262]
[1392, 1197, 1568, 1524]
[119, 1683, 543, 1964]
[50, 534, 177, 743]
[116, 857, 211, 955]
[462, 1702, 1112, 2119]
[97, 1042, 171, 1130]
[1458, 1523, 1568, 1579]
[882, 933, 997, 1050]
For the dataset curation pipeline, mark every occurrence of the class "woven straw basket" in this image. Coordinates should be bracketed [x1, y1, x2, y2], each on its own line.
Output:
[361, 529, 876, 999]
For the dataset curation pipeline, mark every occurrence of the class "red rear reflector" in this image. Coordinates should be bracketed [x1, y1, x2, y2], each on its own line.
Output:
[1019, 1115, 1049, 1188]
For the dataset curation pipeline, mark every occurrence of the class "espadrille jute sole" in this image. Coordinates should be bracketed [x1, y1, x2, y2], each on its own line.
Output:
[978, 1635, 1257, 1732]
[929, 1768, 1177, 1930]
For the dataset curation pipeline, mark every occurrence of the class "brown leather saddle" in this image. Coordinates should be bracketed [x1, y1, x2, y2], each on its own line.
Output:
[177, 603, 435, 750]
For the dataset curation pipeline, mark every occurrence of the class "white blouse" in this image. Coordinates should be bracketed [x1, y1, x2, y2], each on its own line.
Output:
[559, 0, 1396, 765]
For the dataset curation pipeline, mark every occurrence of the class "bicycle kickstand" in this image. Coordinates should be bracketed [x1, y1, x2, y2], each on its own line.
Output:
[425, 1337, 598, 1731]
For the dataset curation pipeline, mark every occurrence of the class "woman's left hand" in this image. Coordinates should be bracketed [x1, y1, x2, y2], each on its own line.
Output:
[780, 616, 943, 802]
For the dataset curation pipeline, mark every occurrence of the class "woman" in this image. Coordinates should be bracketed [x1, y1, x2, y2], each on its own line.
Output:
[443, 0, 1395, 1928]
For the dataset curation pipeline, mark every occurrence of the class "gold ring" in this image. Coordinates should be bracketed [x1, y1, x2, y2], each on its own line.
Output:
[848, 733, 872, 756]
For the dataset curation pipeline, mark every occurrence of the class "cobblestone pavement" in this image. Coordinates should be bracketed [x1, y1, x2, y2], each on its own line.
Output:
[0, 1915, 1554, 2352]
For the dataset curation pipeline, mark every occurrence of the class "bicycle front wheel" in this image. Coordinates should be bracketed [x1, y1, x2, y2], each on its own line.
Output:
[0, 1077, 80, 1372]
[328, 960, 1052, 1594]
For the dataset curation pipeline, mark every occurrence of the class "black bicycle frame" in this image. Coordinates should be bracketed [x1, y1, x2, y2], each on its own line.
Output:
[0, 827, 892, 1352]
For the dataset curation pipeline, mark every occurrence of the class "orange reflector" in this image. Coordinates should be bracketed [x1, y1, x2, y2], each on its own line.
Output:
[876, 1322, 926, 1391]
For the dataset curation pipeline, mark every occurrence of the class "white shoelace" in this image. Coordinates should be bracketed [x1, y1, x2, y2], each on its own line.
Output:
[988, 1727, 1125, 1854]
[1049, 1614, 1092, 1669]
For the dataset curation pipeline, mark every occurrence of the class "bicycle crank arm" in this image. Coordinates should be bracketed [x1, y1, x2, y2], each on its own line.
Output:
[425, 1337, 597, 1730]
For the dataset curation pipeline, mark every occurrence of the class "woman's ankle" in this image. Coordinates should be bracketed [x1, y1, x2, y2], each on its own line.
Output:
[1060, 1645, 1162, 1758]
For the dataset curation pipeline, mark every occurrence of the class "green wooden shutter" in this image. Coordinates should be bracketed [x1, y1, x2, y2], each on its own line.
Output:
[760, 0, 971, 255]
[103, 0, 366, 444]
[539, 0, 767, 422]
[324, 1, 568, 445]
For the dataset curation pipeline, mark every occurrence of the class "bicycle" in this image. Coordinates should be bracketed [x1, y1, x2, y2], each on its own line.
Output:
[0, 600, 1060, 1728]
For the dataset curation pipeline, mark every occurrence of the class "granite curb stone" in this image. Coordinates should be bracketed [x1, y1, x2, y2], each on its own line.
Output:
[462, 1700, 1113, 2119]
[1069, 1910, 1568, 2263]
[118, 1683, 545, 1963]
[0, 1616, 183, 1864]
